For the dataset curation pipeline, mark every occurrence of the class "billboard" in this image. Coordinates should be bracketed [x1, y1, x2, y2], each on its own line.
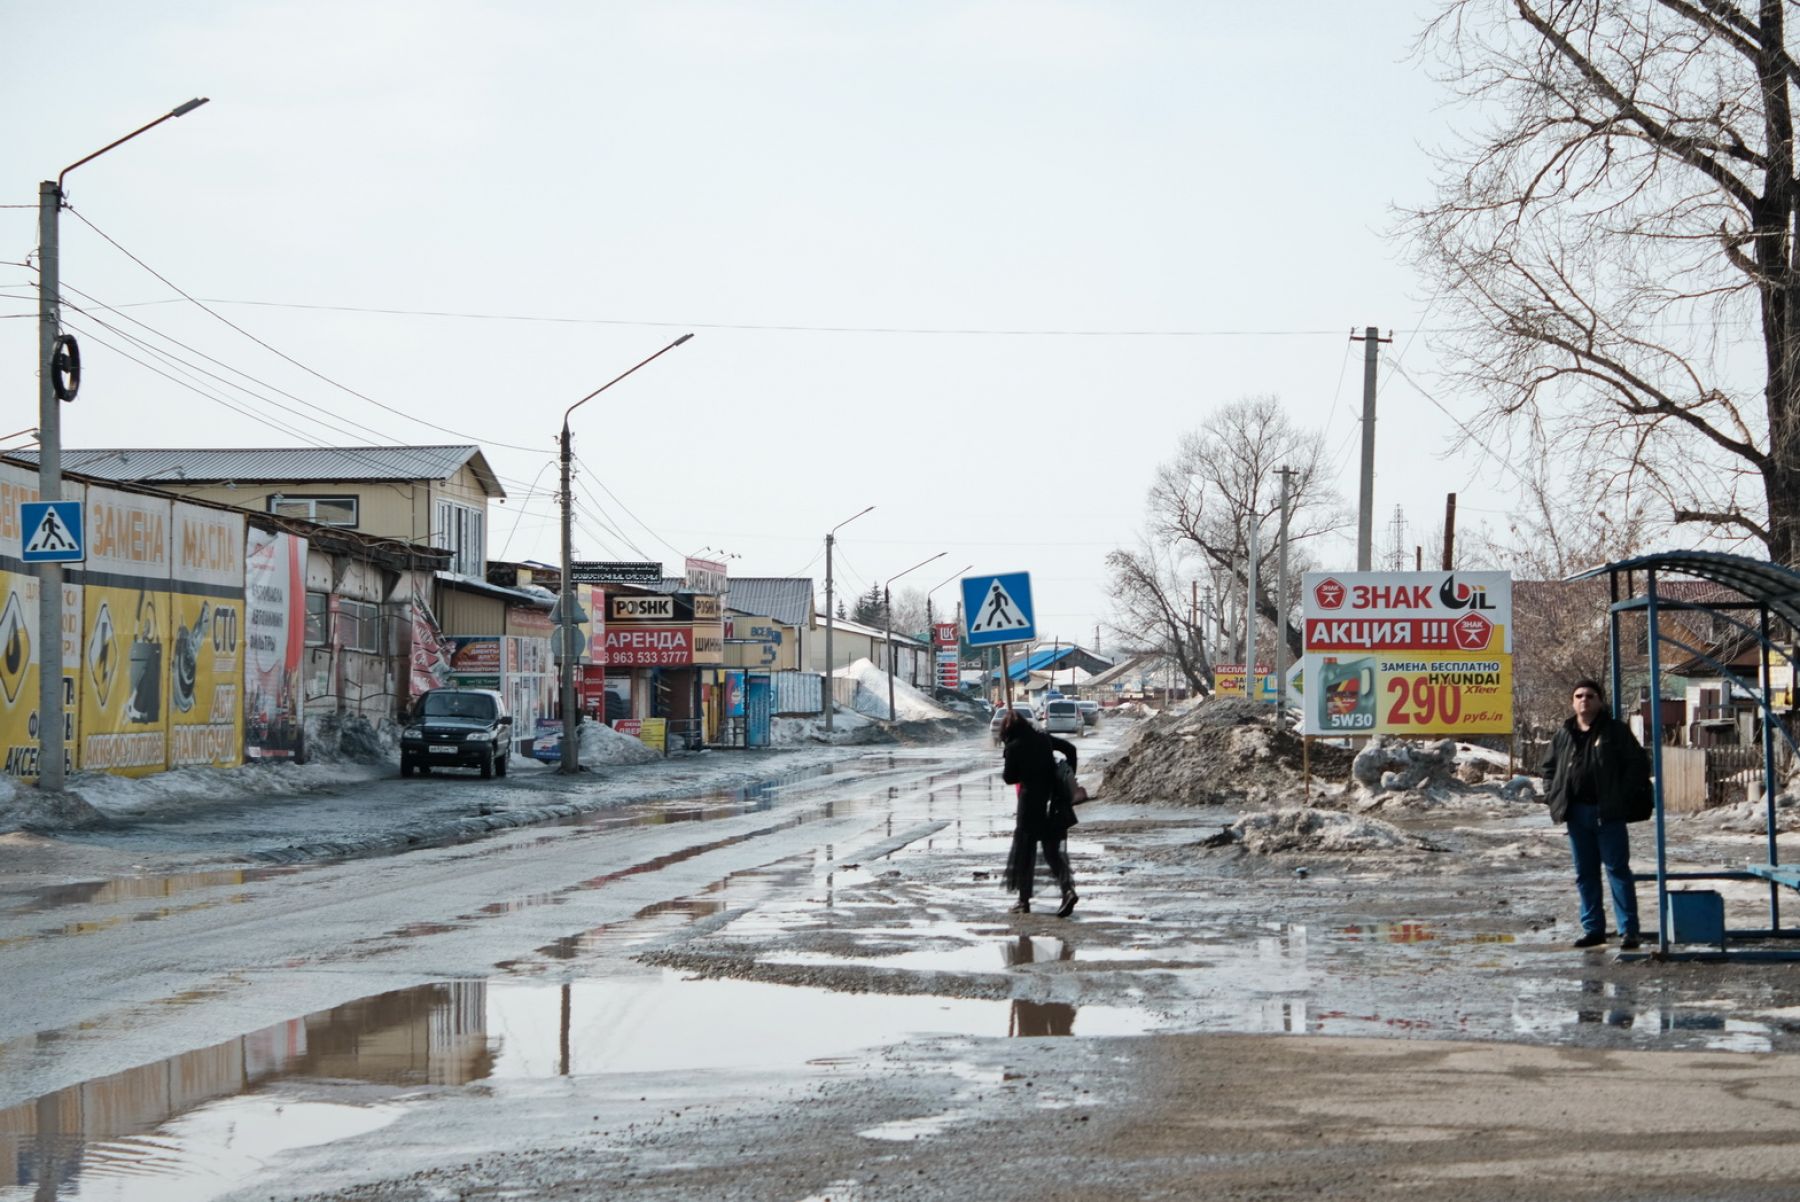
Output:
[167, 503, 244, 769]
[77, 486, 172, 775]
[1301, 571, 1513, 736]
[244, 528, 307, 762]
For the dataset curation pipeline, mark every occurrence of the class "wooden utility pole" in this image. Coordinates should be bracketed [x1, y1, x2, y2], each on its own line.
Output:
[1349, 326, 1393, 571]
[1442, 493, 1457, 570]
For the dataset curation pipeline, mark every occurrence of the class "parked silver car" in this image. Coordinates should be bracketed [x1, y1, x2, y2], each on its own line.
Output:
[989, 703, 1037, 745]
[1076, 699, 1101, 728]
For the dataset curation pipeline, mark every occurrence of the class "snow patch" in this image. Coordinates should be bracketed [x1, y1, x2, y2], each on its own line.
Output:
[1224, 807, 1444, 855]
[580, 722, 663, 765]
[772, 709, 876, 746]
[832, 658, 951, 722]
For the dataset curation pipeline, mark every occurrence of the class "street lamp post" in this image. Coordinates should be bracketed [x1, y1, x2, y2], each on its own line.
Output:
[923, 563, 973, 694]
[558, 333, 693, 773]
[884, 551, 945, 724]
[822, 506, 873, 733]
[35, 97, 209, 791]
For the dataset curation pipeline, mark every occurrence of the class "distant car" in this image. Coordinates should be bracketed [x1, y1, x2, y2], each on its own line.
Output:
[401, 688, 513, 779]
[989, 703, 1038, 745]
[1043, 698, 1083, 736]
[1076, 699, 1101, 727]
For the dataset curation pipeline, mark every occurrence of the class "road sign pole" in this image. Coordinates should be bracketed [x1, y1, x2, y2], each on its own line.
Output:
[1001, 642, 1013, 709]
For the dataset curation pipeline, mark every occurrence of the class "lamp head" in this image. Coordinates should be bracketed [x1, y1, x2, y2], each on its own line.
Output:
[172, 98, 210, 117]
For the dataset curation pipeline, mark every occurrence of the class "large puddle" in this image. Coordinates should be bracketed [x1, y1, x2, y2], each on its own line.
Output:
[0, 972, 1153, 1201]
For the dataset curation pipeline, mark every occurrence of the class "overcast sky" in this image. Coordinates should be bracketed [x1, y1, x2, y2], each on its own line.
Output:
[2, 1, 1494, 648]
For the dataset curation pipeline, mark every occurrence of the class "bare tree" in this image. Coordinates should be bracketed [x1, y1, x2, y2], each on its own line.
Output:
[1149, 396, 1344, 660]
[1412, 0, 1800, 561]
[1103, 540, 1213, 695]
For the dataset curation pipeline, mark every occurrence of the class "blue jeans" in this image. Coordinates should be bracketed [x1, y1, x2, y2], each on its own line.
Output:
[1566, 803, 1639, 937]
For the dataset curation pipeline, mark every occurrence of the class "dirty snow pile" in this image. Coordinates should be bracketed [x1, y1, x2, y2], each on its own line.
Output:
[1682, 792, 1800, 834]
[771, 708, 877, 746]
[0, 775, 109, 831]
[1213, 807, 1444, 855]
[1335, 736, 1527, 814]
[579, 721, 663, 765]
[833, 658, 951, 722]
[1100, 698, 1352, 807]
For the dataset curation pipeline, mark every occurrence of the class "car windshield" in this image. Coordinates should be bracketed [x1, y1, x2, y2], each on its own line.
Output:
[1048, 701, 1076, 714]
[421, 692, 497, 720]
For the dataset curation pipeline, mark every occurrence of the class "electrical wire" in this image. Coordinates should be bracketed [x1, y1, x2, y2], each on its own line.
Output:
[569, 450, 687, 560]
[64, 204, 550, 454]
[498, 457, 557, 560]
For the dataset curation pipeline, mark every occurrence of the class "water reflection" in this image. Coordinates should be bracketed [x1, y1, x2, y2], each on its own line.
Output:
[1009, 1001, 1076, 1036]
[0, 971, 1150, 1199]
[0, 982, 488, 1197]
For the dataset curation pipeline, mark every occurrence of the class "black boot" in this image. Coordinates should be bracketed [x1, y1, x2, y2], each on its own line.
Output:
[1008, 898, 1030, 915]
[1056, 890, 1078, 918]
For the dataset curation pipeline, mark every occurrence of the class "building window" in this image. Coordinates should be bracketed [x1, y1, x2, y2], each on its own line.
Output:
[433, 499, 486, 577]
[269, 495, 358, 527]
[338, 599, 383, 654]
[304, 592, 329, 647]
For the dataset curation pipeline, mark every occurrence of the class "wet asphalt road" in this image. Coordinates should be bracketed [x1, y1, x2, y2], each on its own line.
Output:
[0, 737, 1006, 1201]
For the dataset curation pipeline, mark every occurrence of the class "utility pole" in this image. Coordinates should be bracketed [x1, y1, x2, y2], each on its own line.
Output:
[822, 506, 874, 733]
[1245, 519, 1260, 700]
[36, 180, 64, 790]
[557, 334, 693, 773]
[1349, 326, 1392, 572]
[35, 98, 210, 791]
[1274, 466, 1297, 712]
[1442, 492, 1457, 570]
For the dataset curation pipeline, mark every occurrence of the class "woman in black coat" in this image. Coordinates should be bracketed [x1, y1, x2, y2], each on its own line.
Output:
[1000, 711, 1080, 916]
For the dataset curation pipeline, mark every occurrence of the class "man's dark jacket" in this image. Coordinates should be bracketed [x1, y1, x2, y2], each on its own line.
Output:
[1538, 713, 1652, 824]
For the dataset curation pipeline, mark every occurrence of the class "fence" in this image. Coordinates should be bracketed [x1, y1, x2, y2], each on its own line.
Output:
[773, 671, 824, 716]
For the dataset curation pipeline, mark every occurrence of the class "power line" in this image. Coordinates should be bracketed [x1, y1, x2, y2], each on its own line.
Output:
[64, 204, 549, 454]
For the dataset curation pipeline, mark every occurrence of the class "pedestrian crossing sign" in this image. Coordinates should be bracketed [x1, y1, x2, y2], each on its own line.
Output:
[961, 571, 1036, 647]
[20, 501, 84, 563]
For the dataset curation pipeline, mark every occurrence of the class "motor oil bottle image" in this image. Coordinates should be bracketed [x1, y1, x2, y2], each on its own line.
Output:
[1319, 656, 1376, 731]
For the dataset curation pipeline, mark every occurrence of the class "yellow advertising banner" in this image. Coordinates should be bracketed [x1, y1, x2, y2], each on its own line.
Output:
[77, 486, 172, 776]
[0, 462, 79, 781]
[1310, 653, 1513, 736]
[167, 504, 244, 769]
[0, 569, 81, 781]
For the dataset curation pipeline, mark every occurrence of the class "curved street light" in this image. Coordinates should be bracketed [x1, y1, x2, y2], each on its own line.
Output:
[884, 551, 945, 724]
[559, 333, 694, 773]
[35, 97, 210, 792]
[823, 506, 874, 733]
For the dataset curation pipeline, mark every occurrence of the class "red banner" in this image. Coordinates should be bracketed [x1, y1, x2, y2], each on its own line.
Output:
[933, 622, 958, 648]
[603, 625, 695, 666]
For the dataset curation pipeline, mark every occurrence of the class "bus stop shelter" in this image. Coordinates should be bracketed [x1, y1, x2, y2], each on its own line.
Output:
[1574, 551, 1800, 955]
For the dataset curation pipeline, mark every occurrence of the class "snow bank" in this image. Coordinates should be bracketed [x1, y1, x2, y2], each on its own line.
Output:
[65, 759, 386, 817]
[832, 658, 951, 722]
[580, 722, 663, 765]
[1222, 807, 1443, 855]
[772, 709, 877, 746]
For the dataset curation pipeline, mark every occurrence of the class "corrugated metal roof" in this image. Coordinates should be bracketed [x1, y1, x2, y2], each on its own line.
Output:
[17, 445, 504, 497]
[726, 578, 815, 627]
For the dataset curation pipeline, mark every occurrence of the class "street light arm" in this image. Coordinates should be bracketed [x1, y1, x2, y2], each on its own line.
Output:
[563, 332, 693, 431]
[884, 550, 947, 590]
[927, 563, 975, 597]
[830, 505, 875, 537]
[59, 98, 210, 191]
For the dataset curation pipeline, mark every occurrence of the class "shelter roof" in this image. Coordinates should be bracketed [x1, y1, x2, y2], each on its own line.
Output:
[17, 445, 505, 497]
[1572, 551, 1800, 629]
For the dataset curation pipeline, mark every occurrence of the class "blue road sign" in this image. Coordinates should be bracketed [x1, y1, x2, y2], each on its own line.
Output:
[961, 572, 1035, 646]
[20, 501, 84, 563]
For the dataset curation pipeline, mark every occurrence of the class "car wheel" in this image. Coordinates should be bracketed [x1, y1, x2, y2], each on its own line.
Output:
[496, 751, 508, 777]
[400, 757, 414, 778]
[479, 749, 494, 779]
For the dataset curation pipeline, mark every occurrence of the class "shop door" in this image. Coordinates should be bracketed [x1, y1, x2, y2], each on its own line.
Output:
[746, 673, 773, 748]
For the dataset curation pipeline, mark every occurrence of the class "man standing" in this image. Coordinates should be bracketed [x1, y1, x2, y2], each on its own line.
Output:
[1540, 678, 1652, 950]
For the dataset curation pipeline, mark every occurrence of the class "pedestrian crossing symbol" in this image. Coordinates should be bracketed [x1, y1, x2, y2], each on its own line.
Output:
[960, 572, 1036, 647]
[20, 501, 84, 563]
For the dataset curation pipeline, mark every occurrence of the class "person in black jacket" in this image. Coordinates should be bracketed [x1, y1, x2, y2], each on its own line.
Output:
[1539, 678, 1650, 949]
[1000, 711, 1080, 916]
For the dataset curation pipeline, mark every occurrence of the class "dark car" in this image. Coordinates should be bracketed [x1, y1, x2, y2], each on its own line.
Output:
[1076, 699, 1101, 727]
[400, 688, 513, 779]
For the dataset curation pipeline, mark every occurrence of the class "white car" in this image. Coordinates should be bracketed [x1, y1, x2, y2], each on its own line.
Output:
[1042, 698, 1083, 736]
